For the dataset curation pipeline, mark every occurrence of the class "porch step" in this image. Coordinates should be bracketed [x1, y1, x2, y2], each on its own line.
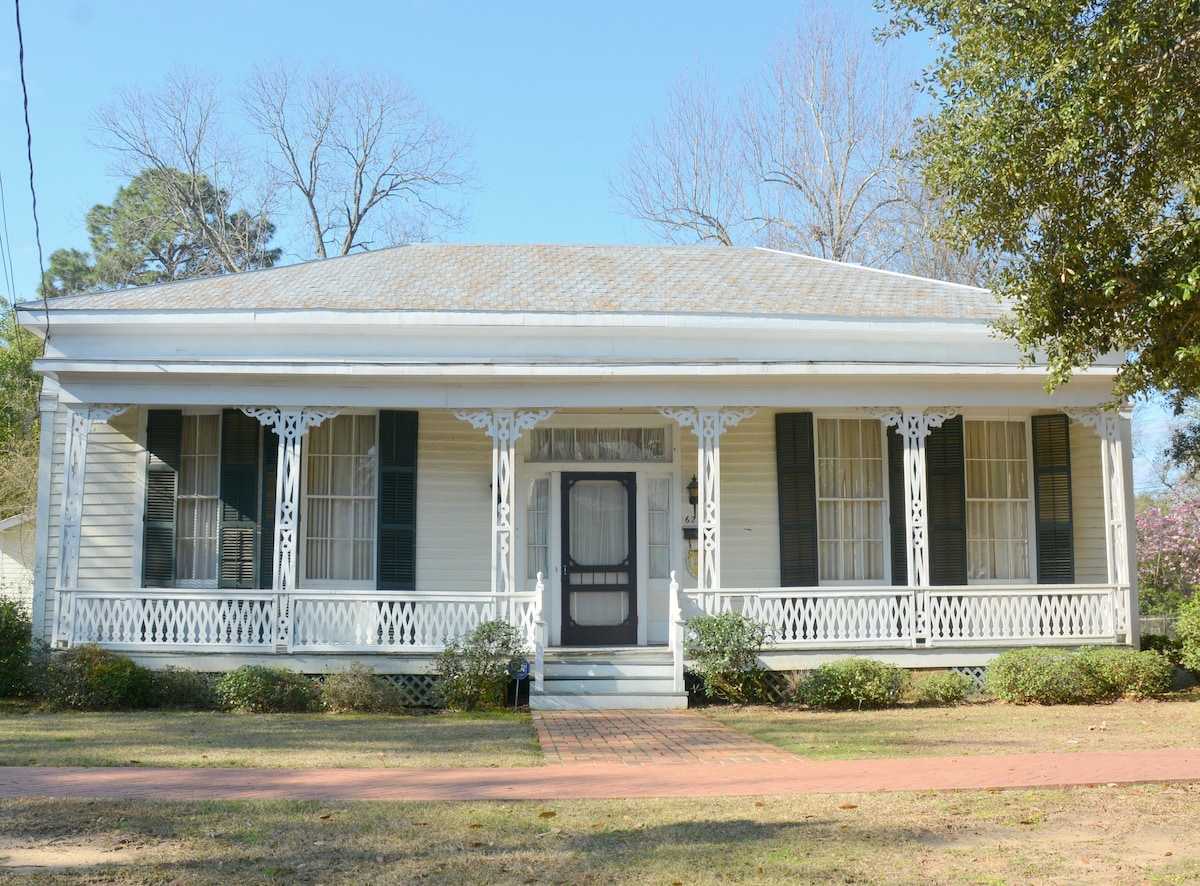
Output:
[531, 648, 688, 710]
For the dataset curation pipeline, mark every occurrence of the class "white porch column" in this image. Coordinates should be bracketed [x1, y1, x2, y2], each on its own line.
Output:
[453, 409, 555, 598]
[1065, 407, 1134, 638]
[56, 404, 130, 591]
[871, 409, 958, 588]
[659, 407, 756, 591]
[241, 408, 340, 605]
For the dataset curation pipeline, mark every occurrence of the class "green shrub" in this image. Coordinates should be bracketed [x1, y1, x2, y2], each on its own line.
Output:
[214, 665, 319, 713]
[44, 645, 155, 710]
[793, 658, 910, 710]
[0, 597, 34, 696]
[1177, 596, 1200, 672]
[1140, 633, 1184, 667]
[912, 670, 977, 706]
[435, 620, 529, 711]
[1077, 646, 1172, 700]
[321, 662, 405, 713]
[985, 646, 1173, 704]
[146, 667, 219, 710]
[684, 612, 773, 703]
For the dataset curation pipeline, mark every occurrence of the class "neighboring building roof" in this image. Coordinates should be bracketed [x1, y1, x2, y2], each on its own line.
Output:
[22, 244, 1002, 322]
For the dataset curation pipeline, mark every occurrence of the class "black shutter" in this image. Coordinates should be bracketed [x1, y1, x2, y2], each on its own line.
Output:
[1032, 413, 1074, 584]
[257, 423, 279, 590]
[143, 410, 182, 587]
[887, 429, 908, 586]
[219, 409, 261, 589]
[378, 411, 418, 590]
[926, 416, 968, 586]
[776, 413, 819, 587]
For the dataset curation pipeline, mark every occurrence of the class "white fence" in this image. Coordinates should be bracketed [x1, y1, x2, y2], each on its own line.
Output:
[55, 589, 538, 654]
[684, 583, 1126, 649]
[54, 583, 1127, 657]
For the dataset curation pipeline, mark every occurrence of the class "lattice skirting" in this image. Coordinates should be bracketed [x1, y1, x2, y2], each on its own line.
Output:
[948, 665, 988, 691]
[375, 673, 442, 708]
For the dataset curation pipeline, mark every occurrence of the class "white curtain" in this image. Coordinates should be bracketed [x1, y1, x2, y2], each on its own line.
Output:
[568, 479, 629, 626]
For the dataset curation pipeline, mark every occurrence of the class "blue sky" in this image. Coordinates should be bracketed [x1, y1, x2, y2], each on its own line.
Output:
[0, 0, 929, 299]
[0, 1, 1173, 488]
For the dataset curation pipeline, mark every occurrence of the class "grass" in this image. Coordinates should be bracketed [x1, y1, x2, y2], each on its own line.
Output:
[701, 688, 1200, 761]
[1, 785, 1199, 883]
[0, 709, 542, 769]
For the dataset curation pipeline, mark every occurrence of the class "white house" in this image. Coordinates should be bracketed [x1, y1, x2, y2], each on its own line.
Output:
[0, 512, 34, 610]
[15, 244, 1138, 709]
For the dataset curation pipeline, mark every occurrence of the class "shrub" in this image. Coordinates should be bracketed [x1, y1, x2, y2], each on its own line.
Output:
[684, 612, 773, 703]
[44, 645, 155, 710]
[214, 665, 319, 713]
[1140, 633, 1184, 667]
[435, 620, 529, 710]
[912, 670, 977, 706]
[0, 597, 33, 696]
[985, 646, 1173, 704]
[793, 658, 910, 710]
[321, 662, 405, 713]
[1077, 646, 1173, 700]
[146, 667, 219, 710]
[1178, 596, 1200, 672]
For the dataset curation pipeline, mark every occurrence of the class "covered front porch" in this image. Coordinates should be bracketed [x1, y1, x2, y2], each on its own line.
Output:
[43, 398, 1136, 709]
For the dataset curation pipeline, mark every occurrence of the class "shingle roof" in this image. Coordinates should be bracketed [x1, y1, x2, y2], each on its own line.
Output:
[28, 244, 1002, 321]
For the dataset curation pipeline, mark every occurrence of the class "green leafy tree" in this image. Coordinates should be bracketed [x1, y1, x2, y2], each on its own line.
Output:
[883, 0, 1200, 401]
[40, 168, 280, 297]
[0, 305, 40, 519]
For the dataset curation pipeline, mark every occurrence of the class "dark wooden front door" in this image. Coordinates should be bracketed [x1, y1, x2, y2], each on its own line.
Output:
[561, 472, 637, 645]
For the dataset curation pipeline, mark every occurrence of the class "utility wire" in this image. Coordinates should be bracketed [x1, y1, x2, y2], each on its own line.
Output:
[13, 0, 47, 354]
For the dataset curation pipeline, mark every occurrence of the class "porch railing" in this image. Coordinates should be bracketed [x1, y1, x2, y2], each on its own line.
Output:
[683, 583, 1126, 650]
[55, 588, 538, 654]
[54, 584, 1127, 664]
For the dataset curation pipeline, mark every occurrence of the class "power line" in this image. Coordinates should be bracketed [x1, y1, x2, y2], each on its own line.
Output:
[12, 0, 47, 354]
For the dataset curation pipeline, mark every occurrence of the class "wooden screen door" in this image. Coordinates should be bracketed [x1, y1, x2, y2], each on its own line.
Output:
[561, 472, 637, 645]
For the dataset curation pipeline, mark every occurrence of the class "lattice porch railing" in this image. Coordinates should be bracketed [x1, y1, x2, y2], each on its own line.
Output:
[685, 584, 1126, 649]
[54, 589, 538, 653]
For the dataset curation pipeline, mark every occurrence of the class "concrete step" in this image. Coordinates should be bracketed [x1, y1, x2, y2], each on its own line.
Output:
[542, 661, 675, 679]
[530, 691, 688, 711]
[542, 676, 677, 694]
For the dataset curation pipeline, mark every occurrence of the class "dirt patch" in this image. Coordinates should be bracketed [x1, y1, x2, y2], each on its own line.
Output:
[0, 834, 179, 874]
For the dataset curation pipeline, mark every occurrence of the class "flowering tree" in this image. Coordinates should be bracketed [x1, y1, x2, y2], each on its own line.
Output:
[1136, 499, 1200, 615]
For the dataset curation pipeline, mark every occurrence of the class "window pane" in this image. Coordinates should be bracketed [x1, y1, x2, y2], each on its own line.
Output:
[964, 420, 1030, 581]
[304, 414, 377, 583]
[815, 419, 885, 581]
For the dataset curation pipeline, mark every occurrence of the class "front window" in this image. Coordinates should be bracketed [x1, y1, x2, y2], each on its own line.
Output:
[304, 414, 378, 584]
[817, 418, 886, 582]
[965, 420, 1030, 581]
[176, 414, 220, 586]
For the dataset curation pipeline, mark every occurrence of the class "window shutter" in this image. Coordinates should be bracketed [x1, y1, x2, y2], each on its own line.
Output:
[776, 413, 818, 587]
[378, 411, 418, 590]
[258, 424, 279, 590]
[219, 409, 261, 589]
[887, 429, 908, 586]
[1032, 413, 1074, 584]
[143, 410, 182, 587]
[926, 416, 968, 586]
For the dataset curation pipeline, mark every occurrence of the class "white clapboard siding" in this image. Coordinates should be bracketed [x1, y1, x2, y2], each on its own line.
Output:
[415, 410, 492, 593]
[76, 416, 138, 586]
[717, 411, 781, 589]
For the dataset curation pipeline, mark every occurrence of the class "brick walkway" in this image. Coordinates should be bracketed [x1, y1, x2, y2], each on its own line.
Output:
[0, 710, 1197, 801]
[533, 710, 799, 765]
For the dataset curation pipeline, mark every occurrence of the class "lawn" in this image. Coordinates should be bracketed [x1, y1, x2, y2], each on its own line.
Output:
[1, 785, 1198, 884]
[702, 688, 1200, 761]
[0, 709, 542, 769]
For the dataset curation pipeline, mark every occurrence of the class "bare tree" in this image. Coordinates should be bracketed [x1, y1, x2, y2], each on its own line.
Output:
[610, 67, 747, 246]
[91, 68, 278, 275]
[242, 62, 475, 258]
[741, 7, 917, 265]
[890, 166, 988, 285]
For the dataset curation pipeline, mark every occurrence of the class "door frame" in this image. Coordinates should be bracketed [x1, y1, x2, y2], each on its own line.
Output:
[560, 471, 638, 645]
